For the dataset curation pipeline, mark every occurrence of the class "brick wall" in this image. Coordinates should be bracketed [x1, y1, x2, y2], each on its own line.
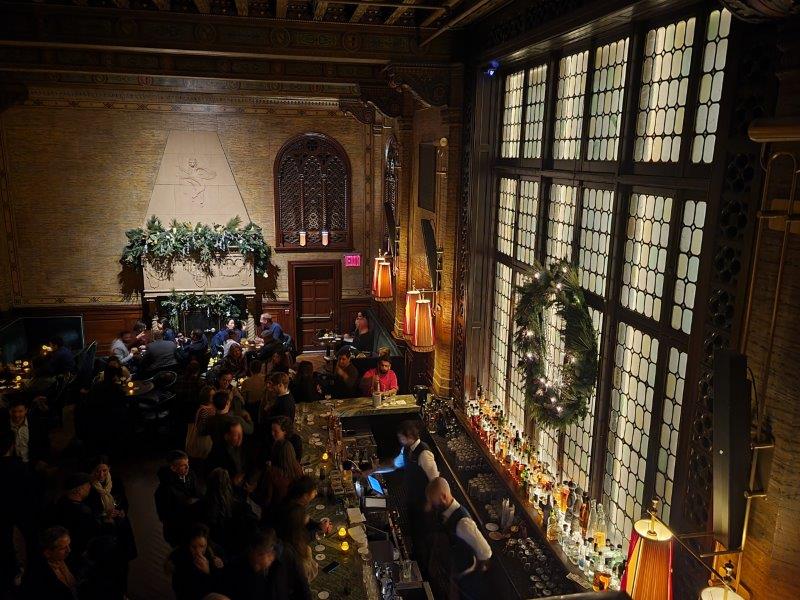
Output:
[0, 101, 377, 309]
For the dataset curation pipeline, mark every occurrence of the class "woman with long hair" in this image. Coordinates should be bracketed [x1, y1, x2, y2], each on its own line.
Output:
[290, 360, 322, 404]
[256, 439, 303, 520]
[85, 456, 138, 593]
[200, 468, 256, 555]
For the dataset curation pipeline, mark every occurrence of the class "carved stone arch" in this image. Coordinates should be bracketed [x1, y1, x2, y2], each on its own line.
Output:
[274, 132, 352, 251]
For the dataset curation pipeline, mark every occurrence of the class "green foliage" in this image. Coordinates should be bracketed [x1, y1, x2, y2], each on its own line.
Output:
[121, 215, 272, 276]
[159, 291, 241, 328]
[514, 260, 599, 430]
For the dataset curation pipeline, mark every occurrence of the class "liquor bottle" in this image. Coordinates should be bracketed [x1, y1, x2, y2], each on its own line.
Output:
[594, 503, 607, 548]
[546, 497, 560, 542]
[579, 493, 590, 537]
[592, 557, 612, 591]
[587, 500, 598, 542]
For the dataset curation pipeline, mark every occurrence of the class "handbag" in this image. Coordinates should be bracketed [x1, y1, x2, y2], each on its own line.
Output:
[185, 408, 213, 458]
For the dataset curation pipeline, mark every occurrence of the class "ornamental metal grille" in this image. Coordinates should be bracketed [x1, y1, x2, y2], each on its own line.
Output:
[275, 133, 351, 249]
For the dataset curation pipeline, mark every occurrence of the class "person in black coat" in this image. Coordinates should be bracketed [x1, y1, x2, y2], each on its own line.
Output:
[21, 526, 84, 600]
[154, 450, 203, 547]
[289, 361, 323, 404]
[86, 456, 137, 563]
[206, 422, 253, 493]
[51, 472, 111, 558]
[167, 523, 225, 600]
[0, 430, 34, 596]
[222, 529, 311, 600]
[265, 372, 296, 426]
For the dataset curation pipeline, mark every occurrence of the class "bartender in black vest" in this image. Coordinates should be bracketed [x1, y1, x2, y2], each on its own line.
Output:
[366, 420, 440, 572]
[426, 477, 492, 600]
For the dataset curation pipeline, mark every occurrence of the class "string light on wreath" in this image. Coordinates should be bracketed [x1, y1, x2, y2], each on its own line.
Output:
[513, 259, 599, 429]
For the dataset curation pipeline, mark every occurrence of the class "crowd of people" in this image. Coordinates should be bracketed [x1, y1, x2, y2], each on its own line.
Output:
[0, 311, 407, 600]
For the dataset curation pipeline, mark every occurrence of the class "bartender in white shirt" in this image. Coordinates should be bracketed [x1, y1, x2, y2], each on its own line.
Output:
[366, 420, 440, 572]
[426, 477, 492, 600]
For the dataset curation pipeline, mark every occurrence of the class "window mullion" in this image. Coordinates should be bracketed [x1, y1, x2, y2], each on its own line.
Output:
[677, 8, 710, 171]
[588, 180, 631, 500]
[617, 24, 646, 177]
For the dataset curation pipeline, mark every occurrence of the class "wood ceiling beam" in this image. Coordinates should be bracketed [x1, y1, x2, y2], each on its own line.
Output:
[350, 2, 369, 21]
[313, 0, 329, 19]
[235, 0, 249, 14]
[193, 0, 211, 12]
[420, 0, 459, 27]
[384, 0, 418, 25]
[275, 0, 288, 18]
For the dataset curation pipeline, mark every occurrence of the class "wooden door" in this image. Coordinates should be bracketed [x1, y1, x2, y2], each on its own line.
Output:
[292, 262, 339, 351]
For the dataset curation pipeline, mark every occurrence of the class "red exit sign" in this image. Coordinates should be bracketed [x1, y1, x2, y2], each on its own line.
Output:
[344, 253, 362, 268]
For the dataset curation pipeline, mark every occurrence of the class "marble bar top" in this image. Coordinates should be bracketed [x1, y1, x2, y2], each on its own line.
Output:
[334, 394, 420, 418]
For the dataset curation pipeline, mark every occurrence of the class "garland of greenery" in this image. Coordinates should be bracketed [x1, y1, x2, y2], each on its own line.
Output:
[160, 291, 241, 328]
[514, 260, 599, 430]
[121, 215, 272, 276]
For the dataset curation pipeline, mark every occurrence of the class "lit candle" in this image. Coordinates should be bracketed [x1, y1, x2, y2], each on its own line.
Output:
[322, 452, 329, 461]
[127, 381, 134, 388]
[338, 527, 347, 539]
[22, 361, 29, 367]
[299, 230, 307, 246]
[321, 230, 329, 246]
[15, 375, 21, 382]
[340, 541, 349, 552]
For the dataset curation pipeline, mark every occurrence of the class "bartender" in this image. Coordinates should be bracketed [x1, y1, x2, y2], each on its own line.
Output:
[366, 420, 440, 573]
[426, 477, 492, 600]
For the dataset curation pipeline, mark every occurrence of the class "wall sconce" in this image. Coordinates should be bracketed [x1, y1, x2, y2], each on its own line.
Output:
[412, 296, 434, 352]
[372, 254, 388, 295]
[299, 230, 307, 247]
[699, 561, 745, 600]
[624, 500, 673, 600]
[322, 230, 329, 246]
[404, 288, 420, 340]
[374, 261, 393, 302]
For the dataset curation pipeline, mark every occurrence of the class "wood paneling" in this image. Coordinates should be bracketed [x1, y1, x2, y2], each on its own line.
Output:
[13, 304, 143, 355]
[260, 300, 292, 342]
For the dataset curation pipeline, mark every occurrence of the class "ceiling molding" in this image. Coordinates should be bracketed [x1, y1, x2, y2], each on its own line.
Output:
[0, 3, 454, 63]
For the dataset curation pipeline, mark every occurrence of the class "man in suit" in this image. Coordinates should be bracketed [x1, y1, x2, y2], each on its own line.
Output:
[139, 329, 178, 377]
[3, 396, 49, 466]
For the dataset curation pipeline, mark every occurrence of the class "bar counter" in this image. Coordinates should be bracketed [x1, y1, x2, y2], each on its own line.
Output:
[293, 394, 421, 600]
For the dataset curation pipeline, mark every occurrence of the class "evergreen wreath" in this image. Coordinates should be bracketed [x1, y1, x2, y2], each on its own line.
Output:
[514, 259, 599, 429]
[160, 291, 241, 329]
[121, 215, 272, 276]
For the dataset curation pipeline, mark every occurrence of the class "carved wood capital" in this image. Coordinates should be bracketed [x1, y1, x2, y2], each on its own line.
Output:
[384, 63, 452, 107]
[338, 98, 376, 125]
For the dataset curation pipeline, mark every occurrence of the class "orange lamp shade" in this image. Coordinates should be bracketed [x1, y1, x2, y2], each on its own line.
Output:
[374, 261, 393, 302]
[403, 290, 421, 339]
[412, 298, 434, 352]
[371, 257, 387, 295]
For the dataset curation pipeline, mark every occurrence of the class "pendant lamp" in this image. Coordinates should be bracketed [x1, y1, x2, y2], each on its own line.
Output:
[412, 298, 434, 352]
[374, 261, 393, 302]
[403, 289, 421, 339]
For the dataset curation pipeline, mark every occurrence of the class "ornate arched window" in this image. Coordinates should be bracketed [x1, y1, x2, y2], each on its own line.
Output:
[274, 133, 351, 250]
[383, 137, 400, 249]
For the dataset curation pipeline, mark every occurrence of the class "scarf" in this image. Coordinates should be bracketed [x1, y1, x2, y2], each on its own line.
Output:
[93, 476, 115, 515]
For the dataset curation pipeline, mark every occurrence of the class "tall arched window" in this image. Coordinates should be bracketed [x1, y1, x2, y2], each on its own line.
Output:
[383, 137, 399, 249]
[274, 133, 352, 250]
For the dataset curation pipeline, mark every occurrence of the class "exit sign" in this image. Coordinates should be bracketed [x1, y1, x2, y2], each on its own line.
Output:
[344, 253, 362, 268]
